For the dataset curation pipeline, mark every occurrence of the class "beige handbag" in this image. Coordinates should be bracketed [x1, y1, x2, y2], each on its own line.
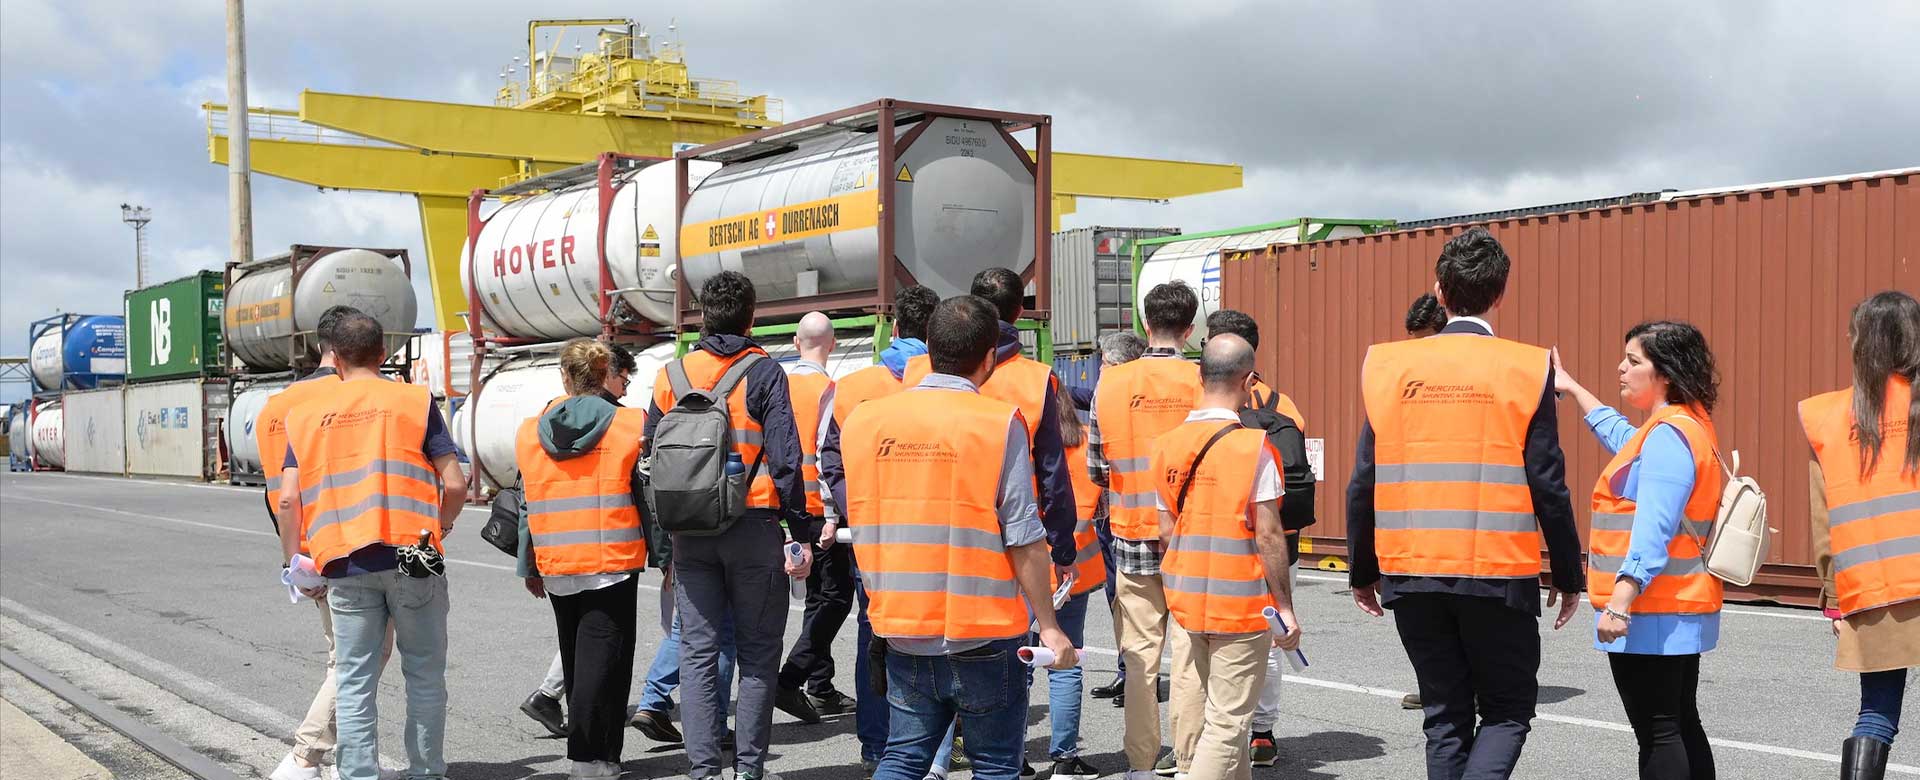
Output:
[1674, 415, 1773, 586]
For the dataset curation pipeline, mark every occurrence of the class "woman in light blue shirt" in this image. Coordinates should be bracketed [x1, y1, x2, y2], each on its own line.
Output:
[1553, 320, 1723, 780]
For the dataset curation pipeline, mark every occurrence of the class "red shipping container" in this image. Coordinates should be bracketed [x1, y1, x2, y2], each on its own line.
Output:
[1223, 170, 1919, 604]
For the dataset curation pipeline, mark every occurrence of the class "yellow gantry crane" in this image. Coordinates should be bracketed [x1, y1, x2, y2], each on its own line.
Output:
[205, 19, 1243, 332]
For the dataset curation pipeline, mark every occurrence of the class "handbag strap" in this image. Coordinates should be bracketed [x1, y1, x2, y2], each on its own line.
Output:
[1176, 423, 1244, 516]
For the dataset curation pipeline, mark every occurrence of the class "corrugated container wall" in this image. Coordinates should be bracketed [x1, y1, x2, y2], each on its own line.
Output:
[124, 377, 230, 481]
[1050, 227, 1180, 353]
[1224, 171, 1919, 604]
[126, 271, 225, 382]
[61, 387, 126, 475]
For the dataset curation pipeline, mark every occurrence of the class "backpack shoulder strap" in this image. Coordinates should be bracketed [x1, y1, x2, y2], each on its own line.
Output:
[666, 359, 696, 401]
[707, 353, 765, 400]
[1177, 423, 1244, 516]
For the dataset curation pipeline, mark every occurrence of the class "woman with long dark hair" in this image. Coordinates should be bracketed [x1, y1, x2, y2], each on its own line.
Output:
[1554, 321, 1724, 779]
[1806, 291, 1920, 780]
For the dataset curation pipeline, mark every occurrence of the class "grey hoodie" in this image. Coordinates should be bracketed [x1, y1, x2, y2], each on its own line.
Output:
[514, 395, 645, 576]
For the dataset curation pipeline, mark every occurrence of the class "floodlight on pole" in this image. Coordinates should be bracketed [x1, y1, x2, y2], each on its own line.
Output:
[121, 203, 152, 289]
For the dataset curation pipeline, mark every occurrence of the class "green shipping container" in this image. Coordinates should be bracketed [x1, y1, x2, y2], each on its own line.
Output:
[124, 271, 225, 382]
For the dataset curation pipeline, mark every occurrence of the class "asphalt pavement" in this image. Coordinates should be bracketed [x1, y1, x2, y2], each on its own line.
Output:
[0, 470, 1910, 779]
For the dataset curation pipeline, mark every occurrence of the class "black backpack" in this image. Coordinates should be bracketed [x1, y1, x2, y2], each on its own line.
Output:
[1239, 388, 1317, 533]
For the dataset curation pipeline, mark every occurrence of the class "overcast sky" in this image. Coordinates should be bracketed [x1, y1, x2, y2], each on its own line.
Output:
[2, 1, 1916, 402]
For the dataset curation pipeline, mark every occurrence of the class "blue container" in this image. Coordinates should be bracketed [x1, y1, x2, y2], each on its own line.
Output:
[29, 314, 127, 392]
[1053, 352, 1102, 397]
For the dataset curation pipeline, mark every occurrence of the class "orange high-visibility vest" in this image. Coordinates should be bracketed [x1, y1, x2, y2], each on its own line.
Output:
[844, 389, 1030, 642]
[1803, 378, 1920, 617]
[257, 373, 339, 522]
[1062, 438, 1108, 597]
[789, 370, 835, 517]
[832, 364, 905, 431]
[1250, 378, 1306, 431]
[1360, 334, 1549, 579]
[906, 353, 1053, 441]
[1094, 357, 1201, 540]
[287, 378, 442, 569]
[514, 404, 648, 576]
[1154, 420, 1278, 633]
[652, 348, 777, 510]
[1588, 405, 1724, 614]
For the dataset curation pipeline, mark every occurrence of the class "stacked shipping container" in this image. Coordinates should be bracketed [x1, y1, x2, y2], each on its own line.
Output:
[1223, 169, 1918, 604]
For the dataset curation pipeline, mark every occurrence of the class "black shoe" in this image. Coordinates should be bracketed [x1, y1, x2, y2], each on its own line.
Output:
[1019, 760, 1037, 779]
[1154, 751, 1179, 777]
[1111, 691, 1125, 708]
[628, 709, 682, 744]
[1843, 736, 1890, 780]
[1090, 675, 1124, 699]
[519, 691, 566, 738]
[1050, 756, 1101, 779]
[808, 689, 856, 715]
[1250, 730, 1278, 767]
[775, 686, 823, 724]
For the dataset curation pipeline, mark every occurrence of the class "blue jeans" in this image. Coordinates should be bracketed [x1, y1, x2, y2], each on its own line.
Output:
[637, 606, 737, 713]
[1857, 668, 1908, 745]
[928, 595, 1092, 768]
[329, 571, 449, 780]
[854, 572, 888, 763]
[875, 638, 1028, 780]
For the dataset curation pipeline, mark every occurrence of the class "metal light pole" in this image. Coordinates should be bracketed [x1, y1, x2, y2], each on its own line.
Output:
[226, 0, 254, 271]
[121, 204, 152, 289]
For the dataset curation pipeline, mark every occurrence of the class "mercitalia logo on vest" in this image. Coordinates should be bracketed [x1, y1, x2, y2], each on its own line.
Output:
[1399, 380, 1494, 405]
[875, 437, 957, 462]
[1129, 394, 1189, 412]
[318, 409, 387, 429]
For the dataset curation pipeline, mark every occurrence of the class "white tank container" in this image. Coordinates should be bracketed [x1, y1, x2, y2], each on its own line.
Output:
[1135, 222, 1376, 351]
[463, 162, 722, 340]
[7, 404, 28, 465]
[31, 402, 64, 470]
[225, 380, 290, 478]
[681, 116, 1036, 305]
[453, 343, 677, 490]
[226, 248, 419, 371]
[413, 331, 489, 398]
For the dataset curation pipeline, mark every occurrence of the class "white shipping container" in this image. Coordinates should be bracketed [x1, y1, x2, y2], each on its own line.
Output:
[1049, 227, 1180, 353]
[125, 377, 230, 480]
[62, 387, 126, 475]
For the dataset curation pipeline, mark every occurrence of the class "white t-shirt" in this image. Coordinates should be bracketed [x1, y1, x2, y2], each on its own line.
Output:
[1155, 407, 1284, 511]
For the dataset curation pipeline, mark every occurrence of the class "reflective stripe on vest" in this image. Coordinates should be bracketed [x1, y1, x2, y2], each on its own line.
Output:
[1154, 421, 1276, 634]
[257, 375, 339, 524]
[1803, 379, 1920, 617]
[789, 371, 835, 517]
[653, 348, 778, 509]
[1360, 334, 1548, 579]
[1062, 439, 1108, 596]
[844, 389, 1029, 642]
[287, 379, 440, 569]
[516, 405, 648, 577]
[1587, 406, 1723, 614]
[1093, 357, 1200, 541]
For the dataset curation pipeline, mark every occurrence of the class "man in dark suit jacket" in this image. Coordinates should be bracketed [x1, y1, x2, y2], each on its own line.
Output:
[1346, 227, 1585, 780]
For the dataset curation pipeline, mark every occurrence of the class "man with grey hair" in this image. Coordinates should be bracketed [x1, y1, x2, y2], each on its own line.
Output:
[1088, 328, 1148, 703]
[1100, 331, 1147, 366]
[1149, 332, 1300, 779]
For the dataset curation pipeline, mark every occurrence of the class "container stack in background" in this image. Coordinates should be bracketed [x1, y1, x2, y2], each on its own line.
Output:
[110, 271, 229, 481]
[24, 313, 127, 473]
[1045, 227, 1180, 395]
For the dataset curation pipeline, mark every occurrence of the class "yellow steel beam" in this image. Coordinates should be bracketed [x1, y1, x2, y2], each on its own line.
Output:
[209, 136, 517, 197]
[1045, 150, 1243, 202]
[417, 195, 475, 332]
[298, 91, 748, 162]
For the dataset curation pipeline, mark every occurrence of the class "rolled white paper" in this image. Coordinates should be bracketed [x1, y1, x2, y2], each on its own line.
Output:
[1262, 606, 1309, 672]
[785, 542, 808, 599]
[1017, 646, 1061, 667]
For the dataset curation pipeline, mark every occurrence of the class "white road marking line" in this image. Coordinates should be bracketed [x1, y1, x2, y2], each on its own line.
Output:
[1297, 572, 1830, 622]
[17, 472, 257, 493]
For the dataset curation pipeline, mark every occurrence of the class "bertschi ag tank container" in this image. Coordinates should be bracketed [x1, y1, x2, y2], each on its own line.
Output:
[1134, 219, 1393, 351]
[30, 314, 127, 392]
[30, 400, 64, 470]
[224, 379, 290, 485]
[463, 160, 722, 339]
[1223, 169, 1919, 605]
[225, 246, 417, 372]
[1051, 227, 1180, 353]
[61, 387, 126, 475]
[674, 100, 1053, 327]
[124, 377, 230, 480]
[126, 271, 225, 382]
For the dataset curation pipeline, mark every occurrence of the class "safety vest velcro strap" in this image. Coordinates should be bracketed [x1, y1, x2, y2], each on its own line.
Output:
[1166, 533, 1260, 557]
[526, 493, 636, 515]
[1830, 490, 1920, 526]
[852, 523, 1007, 552]
[1376, 510, 1538, 533]
[1113, 491, 1158, 510]
[1376, 462, 1528, 486]
[734, 429, 764, 447]
[306, 494, 440, 539]
[1834, 534, 1920, 574]
[1591, 512, 1714, 537]
[1107, 456, 1149, 474]
[531, 526, 646, 548]
[1588, 552, 1708, 577]
[1163, 572, 1267, 598]
[300, 458, 440, 505]
[861, 571, 1021, 599]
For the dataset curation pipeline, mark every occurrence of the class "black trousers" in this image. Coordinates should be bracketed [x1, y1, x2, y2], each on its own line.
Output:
[779, 541, 856, 693]
[1608, 652, 1715, 780]
[551, 575, 639, 763]
[1392, 593, 1540, 780]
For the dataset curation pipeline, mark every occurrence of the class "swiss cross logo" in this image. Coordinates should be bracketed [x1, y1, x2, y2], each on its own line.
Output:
[763, 211, 779, 240]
